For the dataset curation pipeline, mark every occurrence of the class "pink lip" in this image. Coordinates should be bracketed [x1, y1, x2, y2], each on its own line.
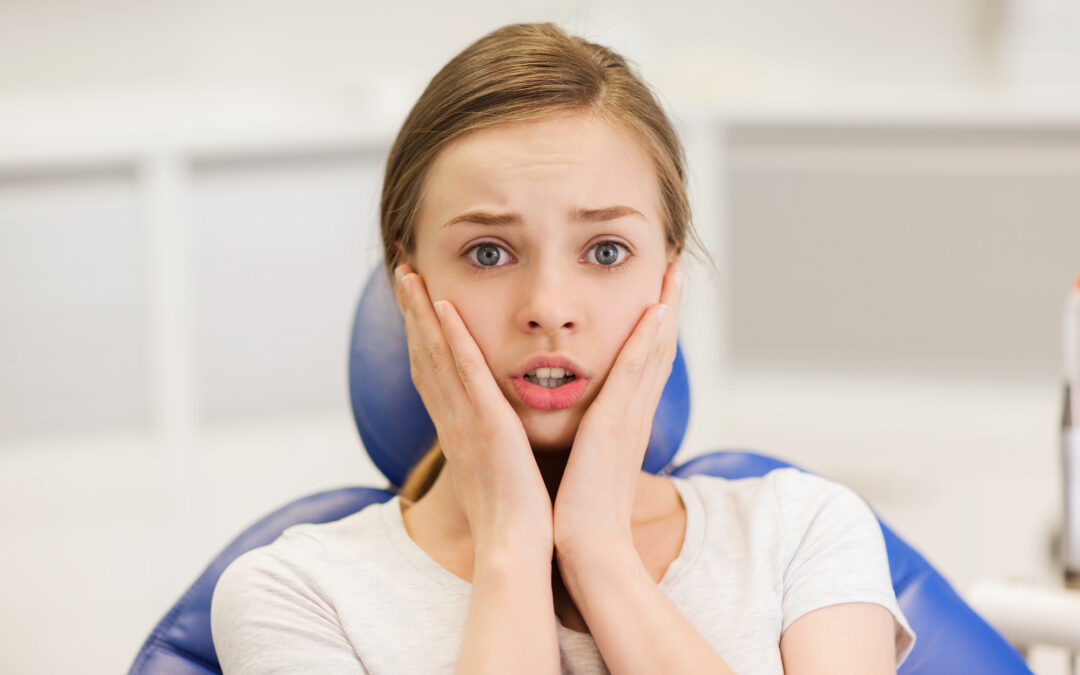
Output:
[511, 376, 589, 410]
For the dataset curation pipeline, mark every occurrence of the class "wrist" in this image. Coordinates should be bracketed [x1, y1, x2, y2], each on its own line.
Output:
[554, 522, 632, 563]
[473, 541, 554, 582]
[474, 528, 553, 564]
[555, 537, 643, 612]
[461, 506, 553, 557]
[555, 534, 637, 580]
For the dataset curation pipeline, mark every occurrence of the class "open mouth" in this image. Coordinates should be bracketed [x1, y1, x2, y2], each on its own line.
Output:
[522, 367, 577, 389]
[512, 366, 588, 410]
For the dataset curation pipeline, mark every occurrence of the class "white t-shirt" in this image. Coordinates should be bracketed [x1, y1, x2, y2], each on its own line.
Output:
[211, 467, 916, 674]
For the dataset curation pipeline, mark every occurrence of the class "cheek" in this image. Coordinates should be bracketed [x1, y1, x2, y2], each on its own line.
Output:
[443, 292, 504, 362]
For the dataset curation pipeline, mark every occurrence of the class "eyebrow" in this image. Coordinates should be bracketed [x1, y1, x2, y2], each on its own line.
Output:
[441, 205, 647, 228]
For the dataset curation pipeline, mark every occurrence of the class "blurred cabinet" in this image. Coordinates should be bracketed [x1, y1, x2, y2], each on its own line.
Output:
[190, 152, 382, 424]
[0, 168, 148, 438]
[0, 148, 386, 443]
[725, 124, 1080, 381]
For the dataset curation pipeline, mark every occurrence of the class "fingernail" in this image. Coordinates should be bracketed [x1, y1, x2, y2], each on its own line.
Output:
[657, 304, 668, 320]
[394, 265, 405, 283]
[400, 275, 411, 294]
[433, 300, 446, 321]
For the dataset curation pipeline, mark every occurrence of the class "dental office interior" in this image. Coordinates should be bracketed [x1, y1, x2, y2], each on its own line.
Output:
[2, 1, 1080, 673]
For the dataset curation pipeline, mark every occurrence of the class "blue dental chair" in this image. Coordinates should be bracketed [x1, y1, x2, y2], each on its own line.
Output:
[128, 268, 1032, 674]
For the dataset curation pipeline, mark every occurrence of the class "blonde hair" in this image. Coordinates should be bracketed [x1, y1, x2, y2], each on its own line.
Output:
[383, 23, 713, 502]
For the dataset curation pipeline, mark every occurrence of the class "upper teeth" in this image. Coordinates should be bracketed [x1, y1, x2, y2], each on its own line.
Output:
[527, 367, 569, 379]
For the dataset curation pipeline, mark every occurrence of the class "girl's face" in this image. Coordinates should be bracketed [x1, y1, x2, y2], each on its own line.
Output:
[409, 111, 674, 451]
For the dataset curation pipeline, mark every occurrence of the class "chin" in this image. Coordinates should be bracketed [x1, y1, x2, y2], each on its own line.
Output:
[520, 409, 580, 452]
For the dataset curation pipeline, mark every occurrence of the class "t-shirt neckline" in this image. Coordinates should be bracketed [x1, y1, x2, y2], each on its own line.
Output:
[380, 475, 705, 615]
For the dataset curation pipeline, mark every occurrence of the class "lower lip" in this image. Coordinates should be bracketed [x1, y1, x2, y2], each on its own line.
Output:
[511, 376, 589, 410]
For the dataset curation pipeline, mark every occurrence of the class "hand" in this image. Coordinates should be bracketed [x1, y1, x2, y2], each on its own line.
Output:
[393, 264, 553, 556]
[552, 259, 684, 555]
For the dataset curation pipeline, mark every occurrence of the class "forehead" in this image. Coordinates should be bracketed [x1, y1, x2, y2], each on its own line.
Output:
[420, 113, 662, 225]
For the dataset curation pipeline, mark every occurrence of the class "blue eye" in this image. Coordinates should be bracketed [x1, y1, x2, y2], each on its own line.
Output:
[465, 242, 511, 270]
[588, 241, 629, 267]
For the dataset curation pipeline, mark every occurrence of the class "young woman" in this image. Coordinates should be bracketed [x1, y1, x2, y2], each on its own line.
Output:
[211, 22, 916, 674]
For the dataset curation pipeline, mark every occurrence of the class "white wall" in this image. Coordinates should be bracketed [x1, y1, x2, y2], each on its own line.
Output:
[0, 0, 991, 97]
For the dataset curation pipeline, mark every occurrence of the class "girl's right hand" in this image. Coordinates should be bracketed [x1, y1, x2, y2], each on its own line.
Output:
[393, 264, 553, 557]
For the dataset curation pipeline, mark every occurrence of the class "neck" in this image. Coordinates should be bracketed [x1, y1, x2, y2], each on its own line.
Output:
[532, 446, 572, 505]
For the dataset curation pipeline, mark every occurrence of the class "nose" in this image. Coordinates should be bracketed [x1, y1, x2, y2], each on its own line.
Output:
[515, 258, 580, 337]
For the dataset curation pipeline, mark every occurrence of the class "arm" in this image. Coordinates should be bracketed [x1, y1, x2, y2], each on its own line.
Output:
[393, 266, 560, 674]
[772, 470, 915, 673]
[457, 540, 560, 674]
[779, 602, 897, 674]
[781, 604, 898, 669]
[557, 538, 735, 674]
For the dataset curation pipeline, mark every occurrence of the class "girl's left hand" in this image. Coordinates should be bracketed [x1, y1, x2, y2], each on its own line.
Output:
[552, 259, 684, 556]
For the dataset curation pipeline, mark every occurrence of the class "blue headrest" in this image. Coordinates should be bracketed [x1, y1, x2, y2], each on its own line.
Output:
[348, 267, 691, 486]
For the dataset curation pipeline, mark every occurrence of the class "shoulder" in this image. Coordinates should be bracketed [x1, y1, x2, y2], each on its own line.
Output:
[690, 467, 887, 560]
[766, 468, 881, 543]
[674, 467, 886, 578]
[212, 499, 391, 620]
[764, 467, 874, 521]
[676, 466, 852, 515]
[210, 501, 392, 673]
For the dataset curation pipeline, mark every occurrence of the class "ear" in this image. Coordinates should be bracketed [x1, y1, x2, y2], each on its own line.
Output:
[392, 240, 413, 268]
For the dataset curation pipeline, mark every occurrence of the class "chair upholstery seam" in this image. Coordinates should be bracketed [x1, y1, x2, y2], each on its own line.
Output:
[144, 638, 220, 673]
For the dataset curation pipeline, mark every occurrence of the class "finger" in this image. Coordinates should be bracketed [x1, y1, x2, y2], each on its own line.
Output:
[601, 258, 684, 395]
[395, 267, 451, 415]
[656, 258, 684, 369]
[393, 265, 467, 415]
[392, 263, 415, 313]
[432, 299, 509, 410]
[596, 300, 667, 404]
[596, 260, 682, 421]
[631, 259, 684, 414]
[658, 258, 683, 343]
